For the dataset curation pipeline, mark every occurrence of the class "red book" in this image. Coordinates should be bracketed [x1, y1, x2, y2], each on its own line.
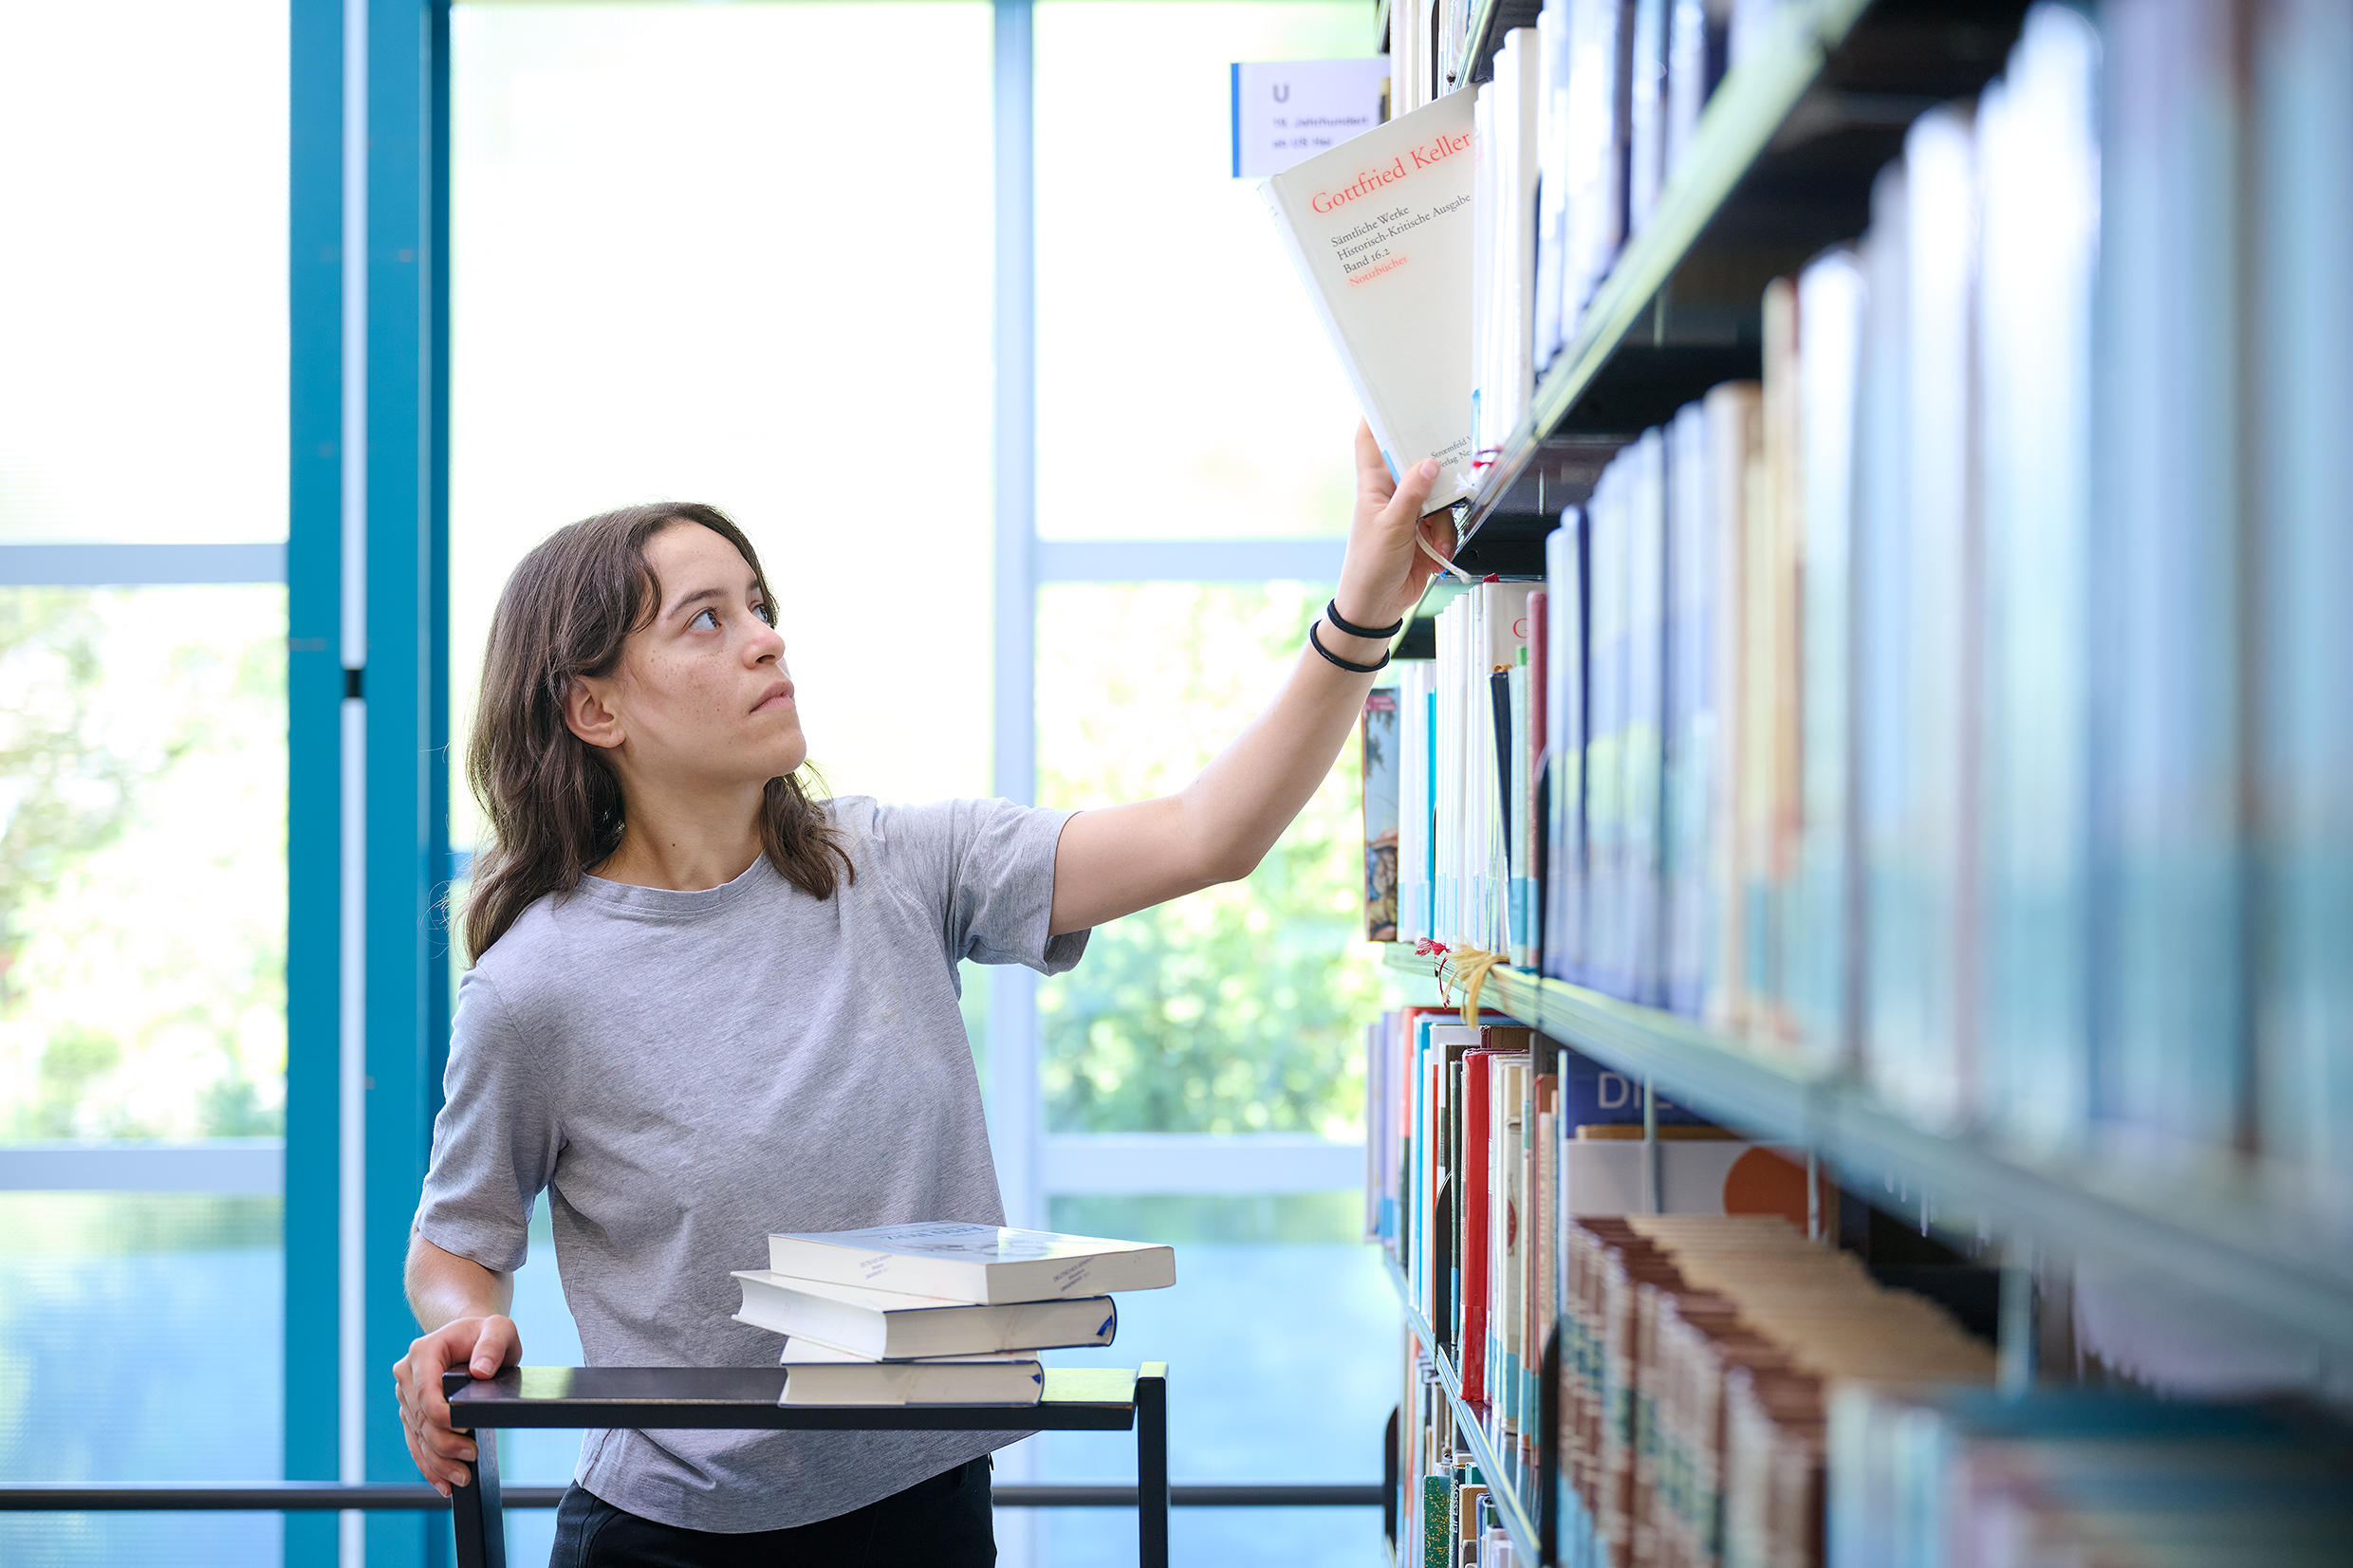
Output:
[1459, 1047, 1497, 1404]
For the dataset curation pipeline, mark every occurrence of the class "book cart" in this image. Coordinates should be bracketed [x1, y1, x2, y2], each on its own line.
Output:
[442, 1365, 1169, 1568]
[1371, 0, 2353, 1562]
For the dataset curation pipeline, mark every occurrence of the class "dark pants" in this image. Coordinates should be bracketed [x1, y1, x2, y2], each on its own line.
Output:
[548, 1457, 995, 1568]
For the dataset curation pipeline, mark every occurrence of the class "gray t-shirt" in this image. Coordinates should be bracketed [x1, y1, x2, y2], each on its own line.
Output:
[415, 796, 1087, 1533]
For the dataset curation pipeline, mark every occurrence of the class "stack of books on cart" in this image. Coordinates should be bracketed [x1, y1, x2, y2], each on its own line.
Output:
[731, 1223, 1175, 1407]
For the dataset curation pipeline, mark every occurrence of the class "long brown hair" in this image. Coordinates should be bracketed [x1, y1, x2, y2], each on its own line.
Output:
[462, 502, 852, 962]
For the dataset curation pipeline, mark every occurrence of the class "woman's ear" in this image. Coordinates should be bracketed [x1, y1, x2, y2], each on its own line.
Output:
[563, 676, 625, 750]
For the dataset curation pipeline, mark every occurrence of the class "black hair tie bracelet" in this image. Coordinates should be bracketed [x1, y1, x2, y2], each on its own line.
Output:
[1308, 620, 1391, 673]
[1325, 599, 1405, 640]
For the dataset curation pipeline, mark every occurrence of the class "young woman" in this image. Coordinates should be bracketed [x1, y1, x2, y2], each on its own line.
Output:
[393, 427, 1445, 1565]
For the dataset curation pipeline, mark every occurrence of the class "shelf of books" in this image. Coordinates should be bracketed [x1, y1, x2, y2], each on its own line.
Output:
[1387, 0, 2053, 539]
[1381, 946, 2353, 1356]
[1348, 0, 2353, 1559]
[1388, 1257, 1559, 1567]
[1460, 0, 1864, 529]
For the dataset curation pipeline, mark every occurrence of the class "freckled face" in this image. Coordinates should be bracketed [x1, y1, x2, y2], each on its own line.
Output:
[605, 522, 806, 789]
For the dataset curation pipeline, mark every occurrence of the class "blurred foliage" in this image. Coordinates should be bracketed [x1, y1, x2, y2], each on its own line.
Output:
[1037, 582, 1394, 1136]
[0, 587, 287, 1140]
[0, 1192, 281, 1256]
[1048, 1191, 1365, 1247]
[0, 593, 152, 993]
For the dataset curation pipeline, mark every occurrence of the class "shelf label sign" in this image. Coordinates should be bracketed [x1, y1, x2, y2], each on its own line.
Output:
[1231, 58, 1391, 179]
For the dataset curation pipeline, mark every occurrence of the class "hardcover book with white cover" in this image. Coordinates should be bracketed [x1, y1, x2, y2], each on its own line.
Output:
[1261, 89, 1479, 509]
[775, 1353, 1045, 1408]
[732, 1270, 1120, 1360]
[765, 1223, 1175, 1304]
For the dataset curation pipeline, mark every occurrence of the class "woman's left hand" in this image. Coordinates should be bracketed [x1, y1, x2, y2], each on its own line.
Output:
[1330, 420, 1455, 635]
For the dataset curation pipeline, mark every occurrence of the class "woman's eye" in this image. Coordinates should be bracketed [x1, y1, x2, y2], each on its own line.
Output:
[752, 602, 774, 626]
[690, 609, 719, 631]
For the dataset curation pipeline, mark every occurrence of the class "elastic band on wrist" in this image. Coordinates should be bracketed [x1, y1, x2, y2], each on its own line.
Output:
[1325, 599, 1405, 640]
[1308, 620, 1391, 674]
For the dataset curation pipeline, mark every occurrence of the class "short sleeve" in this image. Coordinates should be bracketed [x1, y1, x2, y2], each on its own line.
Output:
[413, 968, 561, 1274]
[930, 797, 1091, 973]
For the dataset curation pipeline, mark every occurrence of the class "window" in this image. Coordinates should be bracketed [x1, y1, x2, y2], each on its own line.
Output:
[0, 0, 287, 544]
[449, 0, 998, 855]
[1026, 8, 1401, 1563]
[0, 587, 288, 1141]
[1037, 581, 1382, 1137]
[1034, 1, 1368, 542]
[448, 7, 999, 1558]
[0, 3, 288, 1559]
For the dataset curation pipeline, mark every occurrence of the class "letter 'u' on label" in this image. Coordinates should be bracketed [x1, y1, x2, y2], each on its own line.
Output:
[1232, 57, 1392, 179]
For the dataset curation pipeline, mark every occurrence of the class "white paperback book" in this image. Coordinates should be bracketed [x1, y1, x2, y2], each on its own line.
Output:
[765, 1338, 1047, 1407]
[1261, 89, 1479, 509]
[765, 1222, 1174, 1304]
[732, 1270, 1120, 1360]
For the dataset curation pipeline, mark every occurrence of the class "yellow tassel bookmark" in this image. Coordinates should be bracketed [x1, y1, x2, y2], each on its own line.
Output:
[1417, 938, 1507, 1027]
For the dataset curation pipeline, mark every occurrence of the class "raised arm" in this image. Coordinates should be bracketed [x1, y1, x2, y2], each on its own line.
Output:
[392, 1230, 521, 1494]
[1048, 423, 1453, 934]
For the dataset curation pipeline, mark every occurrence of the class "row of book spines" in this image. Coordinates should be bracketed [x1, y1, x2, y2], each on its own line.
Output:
[1417, 0, 2351, 1172]
[1454, 0, 1748, 404]
[1829, 1384, 2353, 1568]
[1404, 315, 2337, 1162]
[1558, 1213, 1996, 1567]
[1401, 1338, 1550, 1568]
[1386, 1015, 1557, 1427]
[1371, 1005, 1733, 1489]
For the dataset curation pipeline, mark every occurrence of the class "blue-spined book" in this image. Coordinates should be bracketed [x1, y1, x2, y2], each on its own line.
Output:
[1662, 399, 1714, 1020]
[1857, 112, 1976, 1132]
[1855, 160, 1917, 1123]
[1545, 510, 1589, 986]
[2251, 0, 2353, 1213]
[1586, 467, 1631, 999]
[1792, 248, 1864, 1070]
[1623, 428, 1669, 1007]
[1557, 1043, 1707, 1129]
[1975, 5, 2098, 1153]
[2096, 0, 2247, 1156]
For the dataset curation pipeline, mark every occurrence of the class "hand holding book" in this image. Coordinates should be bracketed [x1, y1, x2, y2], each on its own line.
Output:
[1334, 418, 1457, 650]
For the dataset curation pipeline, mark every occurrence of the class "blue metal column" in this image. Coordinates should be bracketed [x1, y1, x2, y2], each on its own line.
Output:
[286, 4, 349, 1567]
[364, 0, 452, 1562]
[287, 0, 451, 1562]
[426, 0, 454, 1127]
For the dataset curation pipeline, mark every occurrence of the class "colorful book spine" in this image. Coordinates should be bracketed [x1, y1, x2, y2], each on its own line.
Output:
[1363, 687, 1401, 943]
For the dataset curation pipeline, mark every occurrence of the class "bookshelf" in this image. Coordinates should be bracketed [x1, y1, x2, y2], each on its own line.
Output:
[1452, 0, 2029, 538]
[1384, 1261, 1564, 1566]
[1384, 948, 2353, 1361]
[1370, 0, 2353, 1557]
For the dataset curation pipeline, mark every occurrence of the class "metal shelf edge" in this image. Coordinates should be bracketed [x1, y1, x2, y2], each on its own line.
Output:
[1380, 947, 2353, 1355]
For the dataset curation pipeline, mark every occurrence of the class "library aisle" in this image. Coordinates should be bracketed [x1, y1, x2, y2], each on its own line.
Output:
[4, 0, 2348, 1565]
[1366, 0, 2353, 1563]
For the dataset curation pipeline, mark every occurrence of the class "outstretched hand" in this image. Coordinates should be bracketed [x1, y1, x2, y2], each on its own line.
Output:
[1332, 420, 1458, 634]
[392, 1314, 521, 1496]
